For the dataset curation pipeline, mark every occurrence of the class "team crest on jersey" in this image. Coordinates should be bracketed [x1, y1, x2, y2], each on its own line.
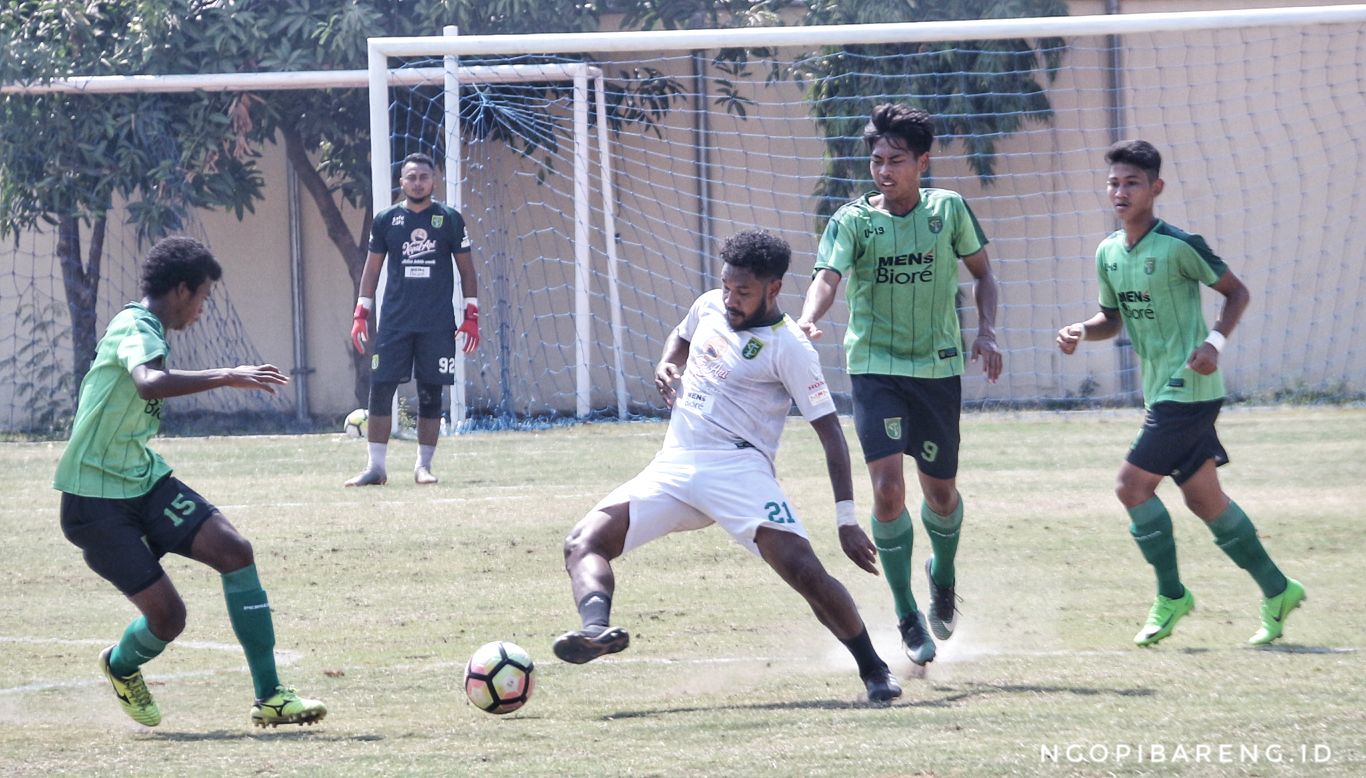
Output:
[928, 216, 943, 234]
[432, 214, 444, 228]
[884, 417, 903, 440]
[371, 354, 380, 371]
[742, 337, 763, 359]
[1144, 257, 1156, 274]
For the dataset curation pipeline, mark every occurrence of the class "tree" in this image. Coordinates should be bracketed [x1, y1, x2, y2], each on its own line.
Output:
[176, 0, 612, 405]
[0, 1, 262, 410]
[798, 0, 1069, 221]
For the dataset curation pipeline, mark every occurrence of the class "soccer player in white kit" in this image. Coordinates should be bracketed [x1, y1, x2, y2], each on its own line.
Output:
[554, 230, 902, 703]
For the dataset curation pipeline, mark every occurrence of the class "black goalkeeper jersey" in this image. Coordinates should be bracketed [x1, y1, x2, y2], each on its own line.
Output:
[369, 201, 470, 332]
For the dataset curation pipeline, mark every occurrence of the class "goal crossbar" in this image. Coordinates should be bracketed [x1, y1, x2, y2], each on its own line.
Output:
[0, 64, 602, 95]
[368, 4, 1366, 59]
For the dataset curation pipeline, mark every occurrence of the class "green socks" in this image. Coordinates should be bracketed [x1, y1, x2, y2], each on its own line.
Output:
[1128, 497, 1185, 600]
[871, 508, 918, 619]
[1208, 501, 1287, 598]
[921, 498, 963, 588]
[108, 616, 169, 677]
[222, 564, 280, 700]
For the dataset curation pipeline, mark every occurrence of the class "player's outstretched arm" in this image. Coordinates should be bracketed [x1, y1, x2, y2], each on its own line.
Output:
[1187, 270, 1249, 375]
[1057, 308, 1123, 354]
[653, 331, 690, 408]
[797, 269, 842, 341]
[810, 412, 878, 575]
[132, 358, 288, 400]
[962, 250, 1003, 383]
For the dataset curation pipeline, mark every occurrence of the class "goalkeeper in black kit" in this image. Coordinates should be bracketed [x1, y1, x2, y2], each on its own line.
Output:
[346, 153, 480, 487]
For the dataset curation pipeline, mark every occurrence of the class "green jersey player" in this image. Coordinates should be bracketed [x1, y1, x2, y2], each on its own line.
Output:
[54, 237, 326, 727]
[1057, 140, 1304, 647]
[799, 104, 1003, 666]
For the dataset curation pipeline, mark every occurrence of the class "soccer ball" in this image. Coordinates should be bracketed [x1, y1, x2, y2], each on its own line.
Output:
[343, 408, 368, 437]
[463, 641, 535, 715]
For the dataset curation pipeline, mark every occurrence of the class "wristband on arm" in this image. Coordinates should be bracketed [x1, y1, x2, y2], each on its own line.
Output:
[835, 500, 858, 528]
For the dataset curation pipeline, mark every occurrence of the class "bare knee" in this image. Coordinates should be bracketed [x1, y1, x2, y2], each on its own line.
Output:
[563, 511, 621, 567]
[759, 531, 828, 592]
[1182, 492, 1228, 521]
[1114, 467, 1159, 508]
[787, 556, 832, 595]
[215, 534, 255, 573]
[921, 481, 957, 515]
[869, 476, 905, 517]
[144, 597, 188, 641]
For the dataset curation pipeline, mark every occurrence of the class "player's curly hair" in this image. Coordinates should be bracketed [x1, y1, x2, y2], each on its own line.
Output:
[1105, 140, 1162, 180]
[141, 236, 222, 298]
[720, 230, 790, 281]
[864, 103, 934, 156]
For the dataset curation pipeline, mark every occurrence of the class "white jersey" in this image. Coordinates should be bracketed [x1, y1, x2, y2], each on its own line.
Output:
[663, 289, 837, 464]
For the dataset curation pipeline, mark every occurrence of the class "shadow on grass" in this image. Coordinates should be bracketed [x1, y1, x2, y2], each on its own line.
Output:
[146, 730, 384, 743]
[602, 682, 1155, 720]
[1255, 644, 1358, 655]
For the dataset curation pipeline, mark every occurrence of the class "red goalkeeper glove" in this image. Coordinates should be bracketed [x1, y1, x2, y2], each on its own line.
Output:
[457, 298, 480, 353]
[350, 298, 372, 354]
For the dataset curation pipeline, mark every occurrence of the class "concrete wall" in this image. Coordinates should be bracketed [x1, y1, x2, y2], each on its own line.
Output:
[3, 0, 1363, 430]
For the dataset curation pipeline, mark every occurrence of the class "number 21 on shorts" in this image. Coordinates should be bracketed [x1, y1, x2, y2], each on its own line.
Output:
[765, 501, 796, 524]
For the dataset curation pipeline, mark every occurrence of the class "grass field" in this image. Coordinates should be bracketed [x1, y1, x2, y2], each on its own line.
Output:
[2, 407, 1363, 777]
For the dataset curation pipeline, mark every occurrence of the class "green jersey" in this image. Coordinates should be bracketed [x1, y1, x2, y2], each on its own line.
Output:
[814, 189, 988, 377]
[53, 303, 174, 498]
[1096, 220, 1229, 406]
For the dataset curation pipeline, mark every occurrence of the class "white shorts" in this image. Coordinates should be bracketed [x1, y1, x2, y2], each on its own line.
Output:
[596, 447, 809, 557]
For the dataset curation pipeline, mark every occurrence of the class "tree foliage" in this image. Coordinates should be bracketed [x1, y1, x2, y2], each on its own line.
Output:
[0, 0, 263, 403]
[797, 0, 1069, 221]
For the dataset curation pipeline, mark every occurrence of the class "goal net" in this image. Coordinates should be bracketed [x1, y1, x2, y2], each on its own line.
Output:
[0, 207, 289, 434]
[372, 6, 1366, 422]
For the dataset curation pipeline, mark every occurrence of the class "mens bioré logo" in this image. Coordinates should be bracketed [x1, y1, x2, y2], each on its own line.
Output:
[927, 216, 943, 234]
[1144, 257, 1156, 275]
[884, 417, 903, 440]
[742, 337, 764, 359]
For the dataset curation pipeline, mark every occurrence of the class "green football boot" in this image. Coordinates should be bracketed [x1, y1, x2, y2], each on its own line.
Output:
[251, 686, 328, 727]
[1133, 587, 1195, 647]
[98, 646, 161, 727]
[1249, 578, 1306, 646]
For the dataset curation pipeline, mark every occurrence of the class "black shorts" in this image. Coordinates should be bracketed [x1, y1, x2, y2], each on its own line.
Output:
[1127, 400, 1229, 485]
[371, 328, 457, 385]
[60, 475, 217, 596]
[850, 374, 961, 479]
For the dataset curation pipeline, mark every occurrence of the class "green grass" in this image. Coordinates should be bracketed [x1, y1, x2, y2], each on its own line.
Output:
[1, 408, 1363, 776]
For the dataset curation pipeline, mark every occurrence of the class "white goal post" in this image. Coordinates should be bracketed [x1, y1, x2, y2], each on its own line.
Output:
[368, 5, 1366, 418]
[367, 32, 627, 423]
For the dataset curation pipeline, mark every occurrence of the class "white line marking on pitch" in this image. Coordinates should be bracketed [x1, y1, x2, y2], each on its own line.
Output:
[0, 636, 301, 660]
[0, 636, 301, 696]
